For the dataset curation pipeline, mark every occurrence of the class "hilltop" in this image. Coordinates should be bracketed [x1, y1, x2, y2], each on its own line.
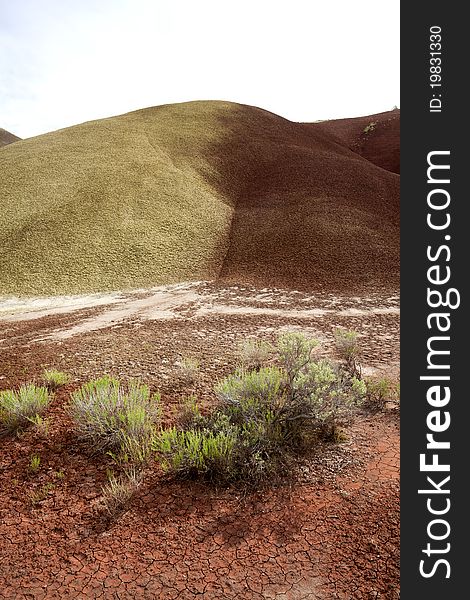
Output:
[313, 108, 400, 174]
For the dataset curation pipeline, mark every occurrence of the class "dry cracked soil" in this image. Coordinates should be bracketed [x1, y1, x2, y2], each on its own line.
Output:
[0, 282, 399, 599]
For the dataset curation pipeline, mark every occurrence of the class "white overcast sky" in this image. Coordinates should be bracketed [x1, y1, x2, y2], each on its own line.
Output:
[0, 0, 399, 139]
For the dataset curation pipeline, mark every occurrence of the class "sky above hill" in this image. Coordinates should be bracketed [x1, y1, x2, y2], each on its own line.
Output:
[0, 0, 399, 139]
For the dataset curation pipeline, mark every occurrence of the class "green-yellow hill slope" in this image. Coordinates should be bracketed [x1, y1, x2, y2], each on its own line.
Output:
[0, 101, 399, 296]
[0, 102, 236, 295]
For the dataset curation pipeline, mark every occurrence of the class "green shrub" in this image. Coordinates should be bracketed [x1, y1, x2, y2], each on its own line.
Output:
[215, 367, 288, 450]
[116, 431, 155, 466]
[160, 333, 366, 484]
[155, 424, 238, 481]
[277, 332, 319, 383]
[0, 384, 52, 435]
[43, 369, 70, 389]
[215, 367, 284, 408]
[365, 377, 399, 412]
[69, 376, 161, 457]
[333, 328, 362, 378]
[240, 334, 363, 440]
[29, 454, 41, 473]
[237, 339, 272, 370]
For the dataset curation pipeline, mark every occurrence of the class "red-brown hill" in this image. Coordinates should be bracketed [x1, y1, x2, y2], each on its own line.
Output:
[311, 109, 400, 174]
[0, 128, 21, 148]
[218, 104, 399, 291]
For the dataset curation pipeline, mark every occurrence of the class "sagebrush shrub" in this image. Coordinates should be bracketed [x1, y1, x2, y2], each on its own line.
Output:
[69, 376, 161, 456]
[215, 367, 288, 449]
[160, 333, 366, 484]
[333, 328, 362, 378]
[0, 384, 52, 434]
[276, 332, 364, 438]
[215, 367, 284, 408]
[277, 332, 319, 383]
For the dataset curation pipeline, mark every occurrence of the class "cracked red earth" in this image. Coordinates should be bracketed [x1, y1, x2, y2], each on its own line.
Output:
[0, 282, 399, 599]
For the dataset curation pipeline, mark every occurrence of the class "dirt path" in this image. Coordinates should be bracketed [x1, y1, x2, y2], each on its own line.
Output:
[0, 281, 399, 350]
[0, 282, 399, 599]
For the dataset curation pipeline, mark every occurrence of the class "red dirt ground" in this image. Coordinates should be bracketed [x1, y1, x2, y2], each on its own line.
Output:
[0, 283, 399, 599]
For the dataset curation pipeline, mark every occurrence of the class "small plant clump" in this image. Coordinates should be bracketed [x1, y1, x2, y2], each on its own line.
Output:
[101, 468, 142, 516]
[29, 454, 41, 473]
[237, 338, 272, 370]
[43, 369, 70, 390]
[175, 357, 200, 384]
[29, 482, 55, 506]
[69, 375, 161, 462]
[28, 414, 51, 437]
[365, 377, 400, 412]
[155, 333, 366, 484]
[0, 384, 52, 435]
[363, 121, 377, 134]
[334, 328, 362, 378]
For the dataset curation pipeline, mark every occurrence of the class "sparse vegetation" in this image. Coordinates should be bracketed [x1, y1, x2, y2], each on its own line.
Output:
[155, 333, 366, 484]
[0, 102, 236, 296]
[237, 338, 272, 370]
[363, 121, 377, 134]
[0, 102, 399, 297]
[29, 454, 41, 473]
[101, 469, 142, 516]
[69, 376, 161, 458]
[28, 482, 55, 506]
[43, 369, 70, 390]
[0, 384, 52, 435]
[175, 357, 200, 384]
[28, 414, 51, 437]
[365, 377, 400, 412]
[0, 98, 400, 595]
[334, 328, 362, 378]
